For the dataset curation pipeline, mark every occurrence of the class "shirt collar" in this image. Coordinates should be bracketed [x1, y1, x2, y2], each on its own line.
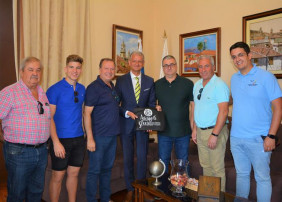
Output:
[62, 78, 81, 92]
[130, 71, 141, 80]
[62, 78, 74, 87]
[19, 79, 44, 99]
[199, 74, 217, 87]
[164, 74, 179, 84]
[97, 75, 114, 88]
[19, 79, 40, 92]
[237, 63, 257, 76]
[19, 79, 29, 90]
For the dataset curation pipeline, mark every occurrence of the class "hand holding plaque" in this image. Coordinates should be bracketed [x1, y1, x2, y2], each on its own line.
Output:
[133, 108, 165, 131]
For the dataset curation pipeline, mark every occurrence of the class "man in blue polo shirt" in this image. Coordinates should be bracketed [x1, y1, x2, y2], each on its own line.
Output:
[46, 55, 86, 202]
[84, 58, 120, 202]
[192, 55, 229, 191]
[230, 42, 282, 202]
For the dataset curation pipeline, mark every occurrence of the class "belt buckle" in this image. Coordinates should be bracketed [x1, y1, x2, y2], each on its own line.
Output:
[33, 143, 43, 148]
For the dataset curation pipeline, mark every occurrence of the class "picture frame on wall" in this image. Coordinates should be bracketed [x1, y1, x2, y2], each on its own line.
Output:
[179, 27, 221, 77]
[112, 24, 143, 76]
[243, 8, 282, 78]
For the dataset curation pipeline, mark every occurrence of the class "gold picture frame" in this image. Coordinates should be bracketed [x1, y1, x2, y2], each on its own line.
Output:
[243, 8, 282, 78]
[179, 27, 221, 77]
[112, 24, 143, 76]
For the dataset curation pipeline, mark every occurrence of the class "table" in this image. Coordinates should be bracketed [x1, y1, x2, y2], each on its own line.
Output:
[132, 174, 244, 202]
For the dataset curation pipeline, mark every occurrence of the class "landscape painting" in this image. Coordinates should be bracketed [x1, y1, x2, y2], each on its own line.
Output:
[243, 8, 282, 78]
[179, 27, 221, 77]
[112, 24, 143, 76]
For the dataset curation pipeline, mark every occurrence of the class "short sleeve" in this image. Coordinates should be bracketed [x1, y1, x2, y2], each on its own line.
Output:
[186, 79, 194, 102]
[215, 81, 230, 104]
[85, 84, 99, 107]
[264, 72, 282, 102]
[0, 87, 13, 119]
[46, 86, 58, 105]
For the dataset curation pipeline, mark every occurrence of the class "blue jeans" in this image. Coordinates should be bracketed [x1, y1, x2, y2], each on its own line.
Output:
[86, 136, 117, 202]
[158, 135, 190, 174]
[231, 136, 272, 202]
[3, 141, 48, 202]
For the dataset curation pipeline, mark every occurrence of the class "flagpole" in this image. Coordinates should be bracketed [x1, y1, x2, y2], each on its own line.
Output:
[138, 37, 144, 74]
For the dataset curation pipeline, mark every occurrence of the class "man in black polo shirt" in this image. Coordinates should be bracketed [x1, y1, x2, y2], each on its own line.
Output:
[84, 58, 120, 202]
[155, 55, 194, 173]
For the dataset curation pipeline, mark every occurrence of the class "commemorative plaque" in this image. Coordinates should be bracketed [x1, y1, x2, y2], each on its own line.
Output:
[198, 175, 221, 199]
[134, 108, 165, 131]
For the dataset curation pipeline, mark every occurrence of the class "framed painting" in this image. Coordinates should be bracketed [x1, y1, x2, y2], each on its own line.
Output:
[179, 27, 221, 77]
[112, 24, 143, 76]
[243, 8, 282, 78]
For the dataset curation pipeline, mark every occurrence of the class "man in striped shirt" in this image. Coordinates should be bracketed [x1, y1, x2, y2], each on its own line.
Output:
[0, 56, 51, 202]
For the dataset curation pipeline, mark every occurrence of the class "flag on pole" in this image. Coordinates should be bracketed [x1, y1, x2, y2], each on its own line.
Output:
[138, 37, 144, 74]
[160, 31, 168, 78]
[138, 38, 142, 52]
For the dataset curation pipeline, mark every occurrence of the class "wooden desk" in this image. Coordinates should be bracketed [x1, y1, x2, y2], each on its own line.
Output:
[132, 176, 197, 202]
[132, 175, 246, 202]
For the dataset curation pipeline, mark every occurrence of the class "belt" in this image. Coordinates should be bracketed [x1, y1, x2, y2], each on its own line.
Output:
[7, 141, 46, 148]
[199, 125, 215, 130]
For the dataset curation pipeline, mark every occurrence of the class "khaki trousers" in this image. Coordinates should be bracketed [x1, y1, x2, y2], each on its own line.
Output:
[197, 124, 229, 191]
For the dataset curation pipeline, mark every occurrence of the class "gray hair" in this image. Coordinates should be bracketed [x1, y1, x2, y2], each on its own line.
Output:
[197, 55, 215, 66]
[129, 51, 145, 61]
[20, 56, 42, 71]
[162, 55, 176, 66]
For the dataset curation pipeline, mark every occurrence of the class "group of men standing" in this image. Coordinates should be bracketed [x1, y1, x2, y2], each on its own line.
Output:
[0, 41, 281, 202]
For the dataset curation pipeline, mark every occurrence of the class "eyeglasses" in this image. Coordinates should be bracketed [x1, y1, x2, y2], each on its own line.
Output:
[163, 63, 176, 69]
[37, 101, 44, 114]
[74, 91, 79, 103]
[112, 90, 120, 103]
[197, 88, 203, 100]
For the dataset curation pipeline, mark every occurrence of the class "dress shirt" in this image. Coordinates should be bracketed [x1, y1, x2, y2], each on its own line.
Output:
[125, 72, 142, 118]
[130, 71, 142, 93]
[0, 80, 51, 144]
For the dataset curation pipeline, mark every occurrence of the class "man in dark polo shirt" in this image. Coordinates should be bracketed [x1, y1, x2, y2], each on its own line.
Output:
[155, 55, 194, 173]
[84, 58, 120, 202]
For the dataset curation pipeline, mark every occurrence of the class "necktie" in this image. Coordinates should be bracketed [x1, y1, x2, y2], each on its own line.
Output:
[135, 77, 140, 103]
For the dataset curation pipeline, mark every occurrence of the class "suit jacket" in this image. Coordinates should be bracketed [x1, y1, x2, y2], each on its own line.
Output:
[116, 72, 156, 134]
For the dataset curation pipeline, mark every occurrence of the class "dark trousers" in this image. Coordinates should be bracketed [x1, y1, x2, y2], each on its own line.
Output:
[121, 130, 149, 191]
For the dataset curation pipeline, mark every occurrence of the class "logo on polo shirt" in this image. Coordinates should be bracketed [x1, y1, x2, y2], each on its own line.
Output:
[248, 80, 257, 86]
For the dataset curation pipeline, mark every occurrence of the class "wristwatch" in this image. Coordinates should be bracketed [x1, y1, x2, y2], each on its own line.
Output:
[267, 134, 276, 139]
[211, 132, 219, 137]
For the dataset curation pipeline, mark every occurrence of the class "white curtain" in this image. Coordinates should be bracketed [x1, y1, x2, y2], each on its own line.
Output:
[16, 0, 92, 90]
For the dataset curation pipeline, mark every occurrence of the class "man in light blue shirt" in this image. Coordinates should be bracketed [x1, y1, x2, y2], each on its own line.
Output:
[192, 55, 229, 191]
[230, 42, 282, 202]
